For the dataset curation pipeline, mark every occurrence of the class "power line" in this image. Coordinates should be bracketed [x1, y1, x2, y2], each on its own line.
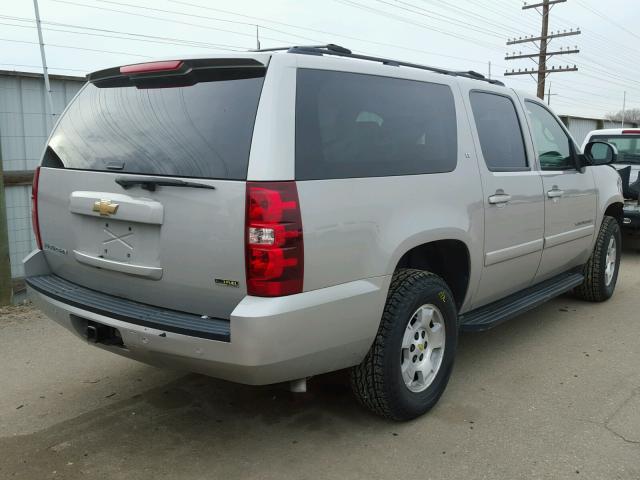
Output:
[170, 0, 501, 67]
[0, 19, 245, 52]
[332, 0, 505, 51]
[505, 0, 580, 99]
[418, 0, 524, 35]
[419, 0, 640, 86]
[472, 0, 639, 67]
[0, 62, 85, 72]
[574, 0, 640, 43]
[371, 0, 508, 39]
[51, 0, 320, 46]
[95, 0, 323, 44]
[1, 0, 633, 119]
[0, 36, 153, 58]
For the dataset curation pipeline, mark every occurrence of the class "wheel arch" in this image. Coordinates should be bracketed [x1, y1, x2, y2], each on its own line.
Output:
[604, 201, 624, 228]
[392, 239, 471, 310]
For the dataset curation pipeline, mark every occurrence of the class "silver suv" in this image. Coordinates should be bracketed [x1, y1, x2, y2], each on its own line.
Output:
[25, 45, 624, 420]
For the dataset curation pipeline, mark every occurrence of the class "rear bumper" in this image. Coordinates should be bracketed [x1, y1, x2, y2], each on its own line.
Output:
[24, 250, 389, 385]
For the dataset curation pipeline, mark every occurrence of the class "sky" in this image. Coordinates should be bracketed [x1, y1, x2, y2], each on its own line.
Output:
[0, 0, 638, 118]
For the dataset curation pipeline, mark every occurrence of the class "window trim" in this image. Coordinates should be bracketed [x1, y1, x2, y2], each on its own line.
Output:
[524, 99, 578, 172]
[469, 89, 530, 173]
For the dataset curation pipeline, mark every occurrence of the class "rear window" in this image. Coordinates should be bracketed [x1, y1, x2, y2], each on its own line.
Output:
[590, 135, 640, 164]
[47, 77, 264, 180]
[295, 69, 457, 180]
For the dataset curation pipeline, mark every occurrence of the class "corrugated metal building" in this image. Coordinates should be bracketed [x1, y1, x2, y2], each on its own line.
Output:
[0, 70, 84, 281]
[559, 115, 639, 146]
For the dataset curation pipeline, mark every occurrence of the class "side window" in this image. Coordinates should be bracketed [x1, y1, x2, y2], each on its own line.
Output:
[295, 69, 458, 180]
[469, 91, 528, 171]
[524, 101, 573, 170]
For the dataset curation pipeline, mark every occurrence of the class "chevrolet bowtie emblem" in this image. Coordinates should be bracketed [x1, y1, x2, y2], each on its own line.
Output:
[92, 199, 119, 216]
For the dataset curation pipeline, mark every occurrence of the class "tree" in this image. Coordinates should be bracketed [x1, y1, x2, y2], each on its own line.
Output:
[606, 108, 640, 124]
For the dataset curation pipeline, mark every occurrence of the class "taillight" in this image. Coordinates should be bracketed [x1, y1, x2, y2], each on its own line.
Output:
[31, 166, 42, 250]
[622, 129, 640, 135]
[245, 182, 303, 296]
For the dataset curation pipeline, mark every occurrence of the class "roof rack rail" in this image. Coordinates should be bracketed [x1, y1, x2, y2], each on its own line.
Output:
[253, 44, 352, 54]
[253, 44, 505, 86]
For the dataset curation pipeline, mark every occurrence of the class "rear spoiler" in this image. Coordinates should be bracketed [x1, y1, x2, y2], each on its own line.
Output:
[87, 57, 267, 89]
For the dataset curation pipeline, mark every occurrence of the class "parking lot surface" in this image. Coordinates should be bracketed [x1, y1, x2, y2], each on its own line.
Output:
[2, 249, 640, 480]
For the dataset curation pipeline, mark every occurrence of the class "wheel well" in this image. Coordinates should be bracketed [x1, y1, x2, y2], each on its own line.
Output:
[604, 202, 624, 227]
[395, 240, 470, 309]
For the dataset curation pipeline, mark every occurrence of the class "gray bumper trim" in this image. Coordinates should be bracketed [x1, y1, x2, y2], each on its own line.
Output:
[26, 274, 230, 342]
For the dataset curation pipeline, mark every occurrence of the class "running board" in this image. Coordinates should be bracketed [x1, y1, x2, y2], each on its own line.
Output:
[459, 272, 584, 332]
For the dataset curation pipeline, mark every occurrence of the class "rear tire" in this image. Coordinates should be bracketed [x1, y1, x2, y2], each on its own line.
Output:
[350, 269, 458, 421]
[573, 216, 621, 302]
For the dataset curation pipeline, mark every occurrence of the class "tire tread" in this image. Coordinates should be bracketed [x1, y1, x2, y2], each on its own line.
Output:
[573, 216, 620, 302]
[350, 269, 453, 420]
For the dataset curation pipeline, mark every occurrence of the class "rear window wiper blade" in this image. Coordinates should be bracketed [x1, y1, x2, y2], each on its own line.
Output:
[115, 176, 216, 191]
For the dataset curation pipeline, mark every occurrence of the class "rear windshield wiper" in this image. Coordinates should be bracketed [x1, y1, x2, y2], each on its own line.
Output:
[115, 176, 216, 192]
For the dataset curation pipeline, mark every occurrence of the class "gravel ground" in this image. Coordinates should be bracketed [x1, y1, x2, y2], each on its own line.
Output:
[1, 249, 639, 480]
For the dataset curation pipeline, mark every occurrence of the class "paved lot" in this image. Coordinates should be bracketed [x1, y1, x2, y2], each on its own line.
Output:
[2, 245, 640, 480]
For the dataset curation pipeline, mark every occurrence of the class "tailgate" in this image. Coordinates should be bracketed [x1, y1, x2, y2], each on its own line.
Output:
[38, 169, 246, 318]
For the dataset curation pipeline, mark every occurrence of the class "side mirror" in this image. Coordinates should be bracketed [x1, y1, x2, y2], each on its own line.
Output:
[583, 141, 618, 166]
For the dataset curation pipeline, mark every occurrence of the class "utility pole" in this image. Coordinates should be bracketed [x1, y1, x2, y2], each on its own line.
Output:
[537, 0, 550, 99]
[32, 0, 55, 120]
[546, 82, 558, 105]
[621, 91, 627, 127]
[504, 0, 581, 100]
[0, 136, 11, 305]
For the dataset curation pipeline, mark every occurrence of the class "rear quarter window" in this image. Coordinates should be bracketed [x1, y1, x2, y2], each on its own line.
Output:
[295, 69, 457, 180]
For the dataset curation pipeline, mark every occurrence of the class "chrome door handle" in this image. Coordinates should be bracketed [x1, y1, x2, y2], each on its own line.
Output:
[488, 193, 512, 205]
[547, 188, 564, 198]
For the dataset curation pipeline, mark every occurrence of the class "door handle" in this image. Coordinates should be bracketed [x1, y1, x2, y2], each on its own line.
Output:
[488, 193, 512, 205]
[547, 188, 564, 198]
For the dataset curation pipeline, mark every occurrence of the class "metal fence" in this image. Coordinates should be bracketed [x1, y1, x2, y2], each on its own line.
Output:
[0, 70, 84, 286]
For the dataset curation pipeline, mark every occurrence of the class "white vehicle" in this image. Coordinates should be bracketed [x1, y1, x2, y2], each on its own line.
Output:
[583, 128, 640, 229]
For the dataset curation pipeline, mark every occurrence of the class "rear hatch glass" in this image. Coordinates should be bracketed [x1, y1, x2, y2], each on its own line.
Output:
[48, 75, 264, 179]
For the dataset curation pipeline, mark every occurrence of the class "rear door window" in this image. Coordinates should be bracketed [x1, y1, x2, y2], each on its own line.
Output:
[469, 91, 528, 171]
[47, 76, 265, 180]
[295, 69, 457, 180]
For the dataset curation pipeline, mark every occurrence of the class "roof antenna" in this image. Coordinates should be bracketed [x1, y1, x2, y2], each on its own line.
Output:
[255, 25, 260, 50]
